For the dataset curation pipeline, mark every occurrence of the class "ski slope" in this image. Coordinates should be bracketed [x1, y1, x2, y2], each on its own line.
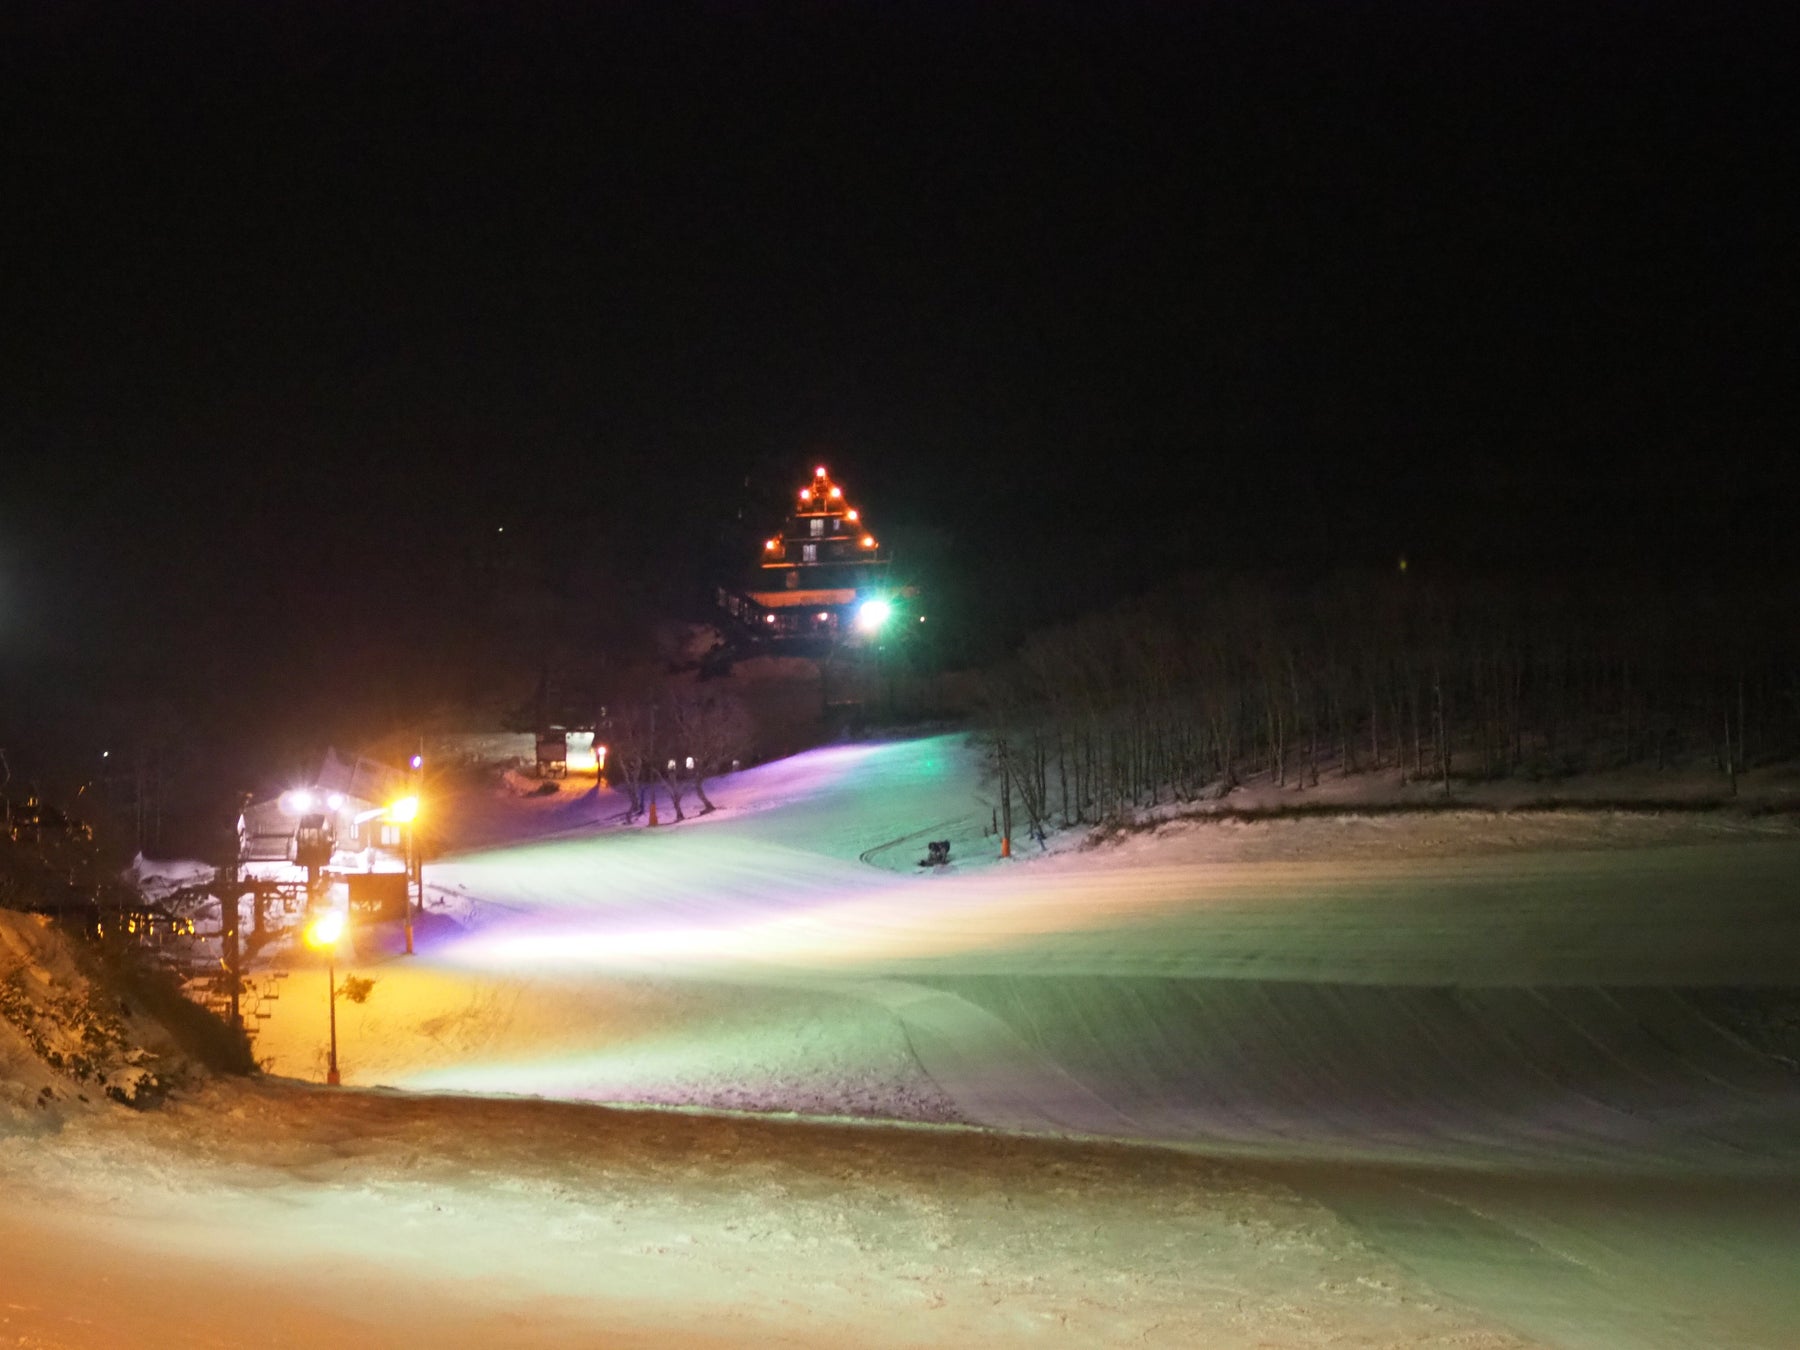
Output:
[239, 735, 1800, 1349]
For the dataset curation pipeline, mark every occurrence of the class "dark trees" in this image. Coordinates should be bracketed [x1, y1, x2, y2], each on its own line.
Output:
[977, 568, 1800, 826]
[603, 678, 758, 822]
[668, 687, 755, 814]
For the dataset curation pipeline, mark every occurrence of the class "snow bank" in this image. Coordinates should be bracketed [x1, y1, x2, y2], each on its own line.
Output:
[124, 852, 214, 904]
[0, 911, 167, 1126]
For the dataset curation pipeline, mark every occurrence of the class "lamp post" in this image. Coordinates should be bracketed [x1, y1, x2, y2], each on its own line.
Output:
[388, 793, 420, 955]
[303, 909, 347, 1086]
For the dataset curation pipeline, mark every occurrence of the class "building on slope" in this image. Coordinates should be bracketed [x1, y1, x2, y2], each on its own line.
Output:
[717, 464, 920, 647]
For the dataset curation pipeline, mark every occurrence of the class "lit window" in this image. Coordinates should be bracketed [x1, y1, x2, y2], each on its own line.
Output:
[802, 543, 817, 562]
[810, 518, 824, 537]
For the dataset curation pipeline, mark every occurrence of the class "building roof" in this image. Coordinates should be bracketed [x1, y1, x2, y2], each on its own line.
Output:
[755, 465, 889, 583]
[316, 749, 409, 807]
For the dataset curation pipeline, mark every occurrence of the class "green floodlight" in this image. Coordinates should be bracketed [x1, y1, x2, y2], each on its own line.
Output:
[855, 597, 893, 632]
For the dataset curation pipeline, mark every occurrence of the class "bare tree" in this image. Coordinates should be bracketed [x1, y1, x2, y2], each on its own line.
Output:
[668, 687, 756, 813]
[606, 702, 657, 820]
[656, 752, 688, 822]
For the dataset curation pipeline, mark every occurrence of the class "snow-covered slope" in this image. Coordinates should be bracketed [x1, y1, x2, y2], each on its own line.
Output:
[244, 740, 1799, 1164]
[225, 734, 1800, 1349]
[0, 911, 170, 1127]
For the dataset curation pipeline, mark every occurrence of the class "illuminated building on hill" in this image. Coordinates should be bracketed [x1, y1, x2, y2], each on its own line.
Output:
[717, 465, 919, 643]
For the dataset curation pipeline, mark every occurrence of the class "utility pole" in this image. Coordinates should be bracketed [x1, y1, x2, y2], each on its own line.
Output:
[646, 705, 659, 826]
[325, 944, 340, 1085]
[405, 748, 424, 954]
[218, 857, 241, 1031]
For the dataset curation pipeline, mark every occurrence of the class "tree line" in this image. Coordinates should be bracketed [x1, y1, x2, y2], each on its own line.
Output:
[976, 568, 1800, 841]
[601, 678, 756, 824]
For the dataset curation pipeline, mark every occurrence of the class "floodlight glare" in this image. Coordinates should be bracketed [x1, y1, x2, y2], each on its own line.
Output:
[856, 598, 892, 632]
[326, 792, 345, 812]
[283, 790, 314, 815]
[305, 910, 346, 949]
[388, 795, 419, 824]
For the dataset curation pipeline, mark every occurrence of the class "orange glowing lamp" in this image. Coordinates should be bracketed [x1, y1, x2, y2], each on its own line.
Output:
[304, 909, 347, 950]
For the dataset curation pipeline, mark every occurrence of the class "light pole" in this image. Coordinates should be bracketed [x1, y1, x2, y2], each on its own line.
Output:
[303, 909, 347, 1086]
[388, 793, 420, 955]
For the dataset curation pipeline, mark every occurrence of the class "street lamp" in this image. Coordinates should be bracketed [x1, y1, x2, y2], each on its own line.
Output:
[303, 908, 347, 1086]
[388, 794, 420, 955]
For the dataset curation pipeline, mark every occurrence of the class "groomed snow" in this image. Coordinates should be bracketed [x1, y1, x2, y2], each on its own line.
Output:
[5, 735, 1798, 1347]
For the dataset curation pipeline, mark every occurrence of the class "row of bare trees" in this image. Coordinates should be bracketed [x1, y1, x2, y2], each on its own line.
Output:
[603, 681, 756, 823]
[979, 569, 1800, 837]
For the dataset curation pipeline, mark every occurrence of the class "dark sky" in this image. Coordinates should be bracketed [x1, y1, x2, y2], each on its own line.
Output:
[3, 2, 1798, 780]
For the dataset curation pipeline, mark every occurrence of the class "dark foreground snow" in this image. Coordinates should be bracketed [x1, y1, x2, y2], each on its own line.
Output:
[0, 1079, 1538, 1349]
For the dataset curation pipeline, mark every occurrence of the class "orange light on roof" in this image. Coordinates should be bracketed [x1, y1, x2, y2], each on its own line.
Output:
[861, 535, 875, 547]
[846, 509, 858, 521]
[764, 539, 777, 550]
[799, 488, 811, 500]
[815, 465, 827, 477]
[829, 486, 842, 498]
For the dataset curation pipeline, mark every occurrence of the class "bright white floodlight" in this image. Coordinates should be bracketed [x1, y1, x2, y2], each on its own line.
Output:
[855, 598, 892, 632]
[283, 790, 315, 815]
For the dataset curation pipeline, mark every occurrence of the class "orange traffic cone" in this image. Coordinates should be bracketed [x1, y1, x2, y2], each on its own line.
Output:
[1000, 835, 1011, 858]
[648, 798, 659, 827]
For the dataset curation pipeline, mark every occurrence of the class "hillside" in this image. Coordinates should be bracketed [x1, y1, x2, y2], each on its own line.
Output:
[0, 910, 180, 1128]
[3, 735, 1798, 1347]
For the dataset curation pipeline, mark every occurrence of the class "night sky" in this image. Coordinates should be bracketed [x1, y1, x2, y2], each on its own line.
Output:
[4, 3, 1798, 787]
